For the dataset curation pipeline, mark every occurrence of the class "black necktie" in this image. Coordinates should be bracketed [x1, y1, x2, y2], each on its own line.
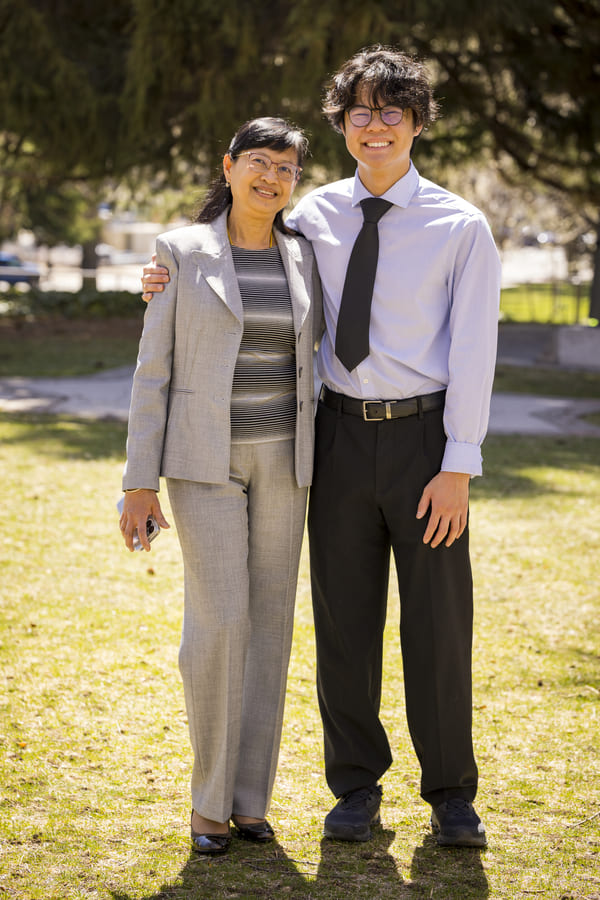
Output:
[335, 197, 393, 372]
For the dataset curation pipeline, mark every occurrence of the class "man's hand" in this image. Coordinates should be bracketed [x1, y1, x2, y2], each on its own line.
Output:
[119, 489, 170, 551]
[141, 252, 170, 303]
[416, 471, 470, 548]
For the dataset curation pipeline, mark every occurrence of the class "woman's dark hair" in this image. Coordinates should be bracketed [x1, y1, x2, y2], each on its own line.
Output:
[194, 117, 309, 233]
[323, 45, 439, 133]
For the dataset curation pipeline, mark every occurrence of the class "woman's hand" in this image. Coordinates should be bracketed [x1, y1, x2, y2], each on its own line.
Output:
[141, 253, 170, 303]
[119, 489, 170, 551]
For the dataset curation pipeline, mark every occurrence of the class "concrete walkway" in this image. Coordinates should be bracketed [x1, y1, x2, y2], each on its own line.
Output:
[0, 366, 136, 423]
[1, 366, 600, 437]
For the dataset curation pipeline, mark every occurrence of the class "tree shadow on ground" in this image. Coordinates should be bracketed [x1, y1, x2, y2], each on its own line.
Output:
[473, 434, 600, 500]
[109, 838, 318, 900]
[0, 412, 126, 460]
[110, 829, 489, 900]
[409, 834, 489, 899]
[315, 828, 403, 895]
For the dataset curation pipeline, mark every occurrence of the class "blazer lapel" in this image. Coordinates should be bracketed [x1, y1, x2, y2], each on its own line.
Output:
[275, 231, 311, 334]
[190, 211, 244, 324]
[187, 216, 311, 331]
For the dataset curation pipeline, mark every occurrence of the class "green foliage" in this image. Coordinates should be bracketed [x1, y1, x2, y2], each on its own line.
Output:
[0, 0, 135, 177]
[1, 1, 599, 310]
[0, 288, 143, 320]
[121, 0, 600, 199]
[0, 0, 134, 245]
[3, 2, 599, 191]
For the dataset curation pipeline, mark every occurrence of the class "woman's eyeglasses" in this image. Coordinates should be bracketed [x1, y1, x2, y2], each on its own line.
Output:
[347, 106, 405, 127]
[235, 151, 302, 183]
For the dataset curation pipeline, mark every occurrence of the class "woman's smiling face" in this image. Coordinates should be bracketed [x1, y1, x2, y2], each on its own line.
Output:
[224, 146, 300, 222]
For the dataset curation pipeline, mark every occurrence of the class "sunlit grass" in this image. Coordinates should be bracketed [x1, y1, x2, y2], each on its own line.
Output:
[500, 282, 594, 325]
[1, 416, 599, 898]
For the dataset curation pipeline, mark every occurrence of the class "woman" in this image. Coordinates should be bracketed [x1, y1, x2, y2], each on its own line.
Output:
[119, 117, 322, 855]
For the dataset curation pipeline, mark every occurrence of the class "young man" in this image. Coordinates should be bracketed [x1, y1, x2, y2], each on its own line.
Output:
[141, 46, 501, 848]
[284, 46, 500, 849]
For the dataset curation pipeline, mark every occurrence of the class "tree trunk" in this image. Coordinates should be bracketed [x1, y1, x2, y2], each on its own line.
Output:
[81, 239, 98, 291]
[589, 219, 600, 323]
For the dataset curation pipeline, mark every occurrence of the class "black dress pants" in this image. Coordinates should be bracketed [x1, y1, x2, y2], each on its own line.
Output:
[308, 397, 478, 805]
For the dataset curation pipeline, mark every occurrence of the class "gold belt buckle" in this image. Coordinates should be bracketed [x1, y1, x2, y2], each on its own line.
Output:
[362, 400, 393, 421]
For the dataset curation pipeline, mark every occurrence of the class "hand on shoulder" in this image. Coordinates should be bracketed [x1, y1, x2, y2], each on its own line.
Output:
[141, 252, 170, 302]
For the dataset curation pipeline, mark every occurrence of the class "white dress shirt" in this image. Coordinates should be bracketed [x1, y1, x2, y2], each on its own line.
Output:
[286, 162, 501, 476]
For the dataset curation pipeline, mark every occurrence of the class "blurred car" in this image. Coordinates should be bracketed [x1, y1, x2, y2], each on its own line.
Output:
[0, 252, 41, 287]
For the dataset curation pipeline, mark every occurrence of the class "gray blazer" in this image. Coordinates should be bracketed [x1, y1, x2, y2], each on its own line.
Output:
[123, 210, 323, 491]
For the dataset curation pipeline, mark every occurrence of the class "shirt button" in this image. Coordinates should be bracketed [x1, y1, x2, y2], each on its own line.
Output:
[363, 378, 369, 384]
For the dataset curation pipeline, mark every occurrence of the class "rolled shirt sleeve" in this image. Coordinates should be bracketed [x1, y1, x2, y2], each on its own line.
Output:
[441, 214, 501, 476]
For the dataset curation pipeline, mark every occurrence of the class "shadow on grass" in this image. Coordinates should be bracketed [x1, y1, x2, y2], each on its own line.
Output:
[472, 435, 600, 499]
[2, 416, 599, 477]
[409, 835, 489, 898]
[110, 830, 488, 899]
[315, 832, 488, 899]
[109, 839, 315, 900]
[0, 413, 127, 461]
[314, 829, 403, 895]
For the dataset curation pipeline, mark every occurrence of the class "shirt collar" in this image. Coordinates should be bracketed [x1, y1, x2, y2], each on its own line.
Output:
[351, 161, 419, 209]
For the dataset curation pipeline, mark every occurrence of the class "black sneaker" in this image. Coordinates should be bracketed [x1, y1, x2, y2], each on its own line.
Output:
[323, 784, 383, 842]
[431, 798, 487, 847]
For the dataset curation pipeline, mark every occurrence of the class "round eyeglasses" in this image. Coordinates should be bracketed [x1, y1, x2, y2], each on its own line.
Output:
[347, 106, 405, 127]
[234, 151, 302, 183]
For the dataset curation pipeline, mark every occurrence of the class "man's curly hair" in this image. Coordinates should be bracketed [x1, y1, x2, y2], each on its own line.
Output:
[323, 45, 439, 132]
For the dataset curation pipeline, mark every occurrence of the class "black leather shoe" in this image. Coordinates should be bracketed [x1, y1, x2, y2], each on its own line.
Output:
[190, 813, 231, 855]
[232, 817, 275, 842]
[431, 798, 487, 847]
[324, 784, 382, 841]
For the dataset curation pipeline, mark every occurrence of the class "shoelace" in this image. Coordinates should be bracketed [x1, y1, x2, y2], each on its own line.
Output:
[340, 787, 378, 808]
[445, 798, 471, 810]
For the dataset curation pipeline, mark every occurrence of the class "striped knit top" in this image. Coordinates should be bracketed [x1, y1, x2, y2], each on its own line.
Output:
[230, 244, 296, 443]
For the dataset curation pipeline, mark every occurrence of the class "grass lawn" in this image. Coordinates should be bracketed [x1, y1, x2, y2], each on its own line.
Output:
[493, 365, 600, 399]
[1, 316, 600, 410]
[500, 282, 593, 325]
[0, 414, 598, 899]
[0, 317, 143, 377]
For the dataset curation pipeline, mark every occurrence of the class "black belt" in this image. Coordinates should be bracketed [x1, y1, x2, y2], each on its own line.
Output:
[320, 386, 446, 421]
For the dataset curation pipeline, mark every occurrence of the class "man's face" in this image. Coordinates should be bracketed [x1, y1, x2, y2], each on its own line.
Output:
[341, 86, 423, 190]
